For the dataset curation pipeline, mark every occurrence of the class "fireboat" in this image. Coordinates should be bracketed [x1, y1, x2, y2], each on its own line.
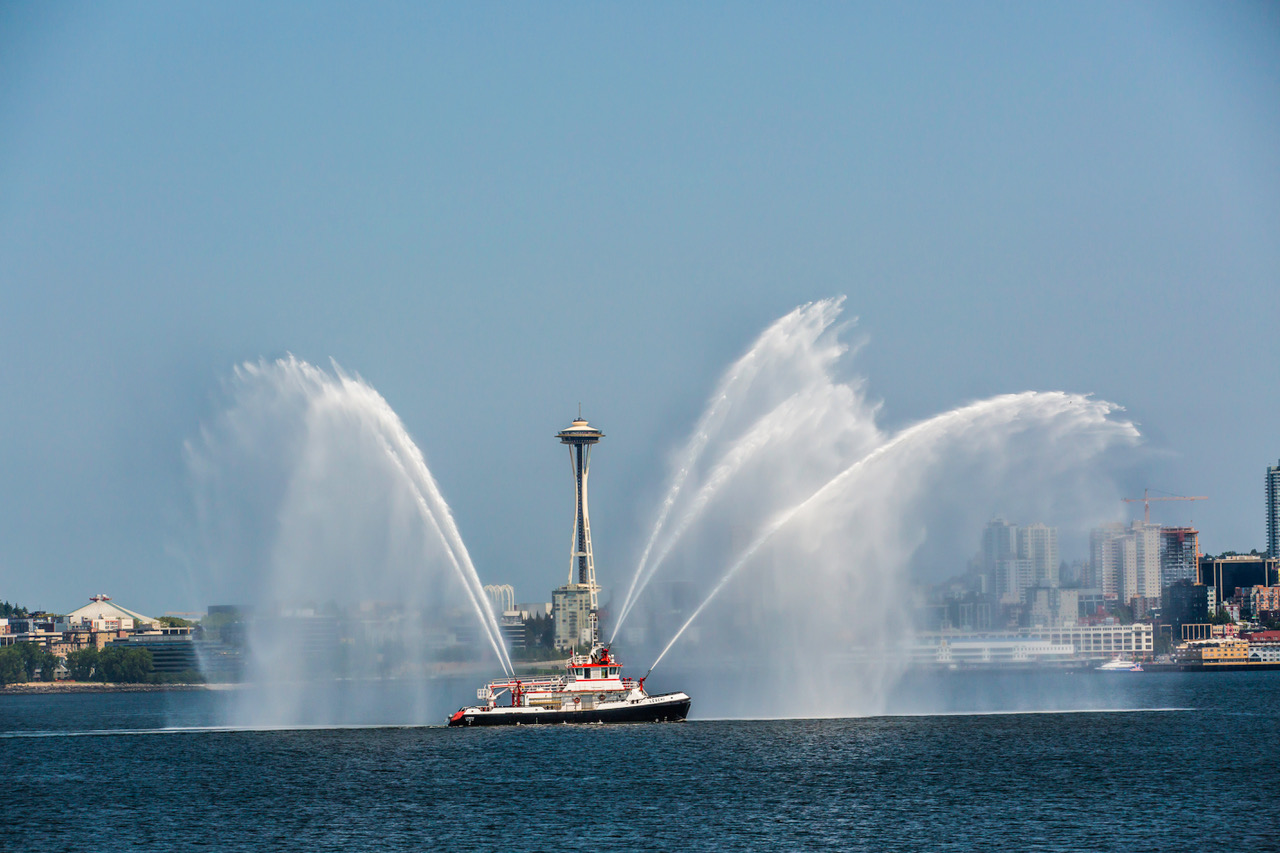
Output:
[447, 643, 690, 726]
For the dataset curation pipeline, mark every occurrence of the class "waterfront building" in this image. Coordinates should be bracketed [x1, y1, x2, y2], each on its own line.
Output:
[1267, 459, 1280, 556]
[908, 636, 1075, 667]
[1247, 641, 1280, 662]
[1032, 622, 1154, 659]
[1175, 638, 1249, 664]
[915, 622, 1153, 662]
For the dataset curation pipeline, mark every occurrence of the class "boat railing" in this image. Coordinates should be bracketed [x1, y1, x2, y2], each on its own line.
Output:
[484, 675, 567, 692]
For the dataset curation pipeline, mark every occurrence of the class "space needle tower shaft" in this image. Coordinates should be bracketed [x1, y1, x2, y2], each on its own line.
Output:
[557, 415, 604, 643]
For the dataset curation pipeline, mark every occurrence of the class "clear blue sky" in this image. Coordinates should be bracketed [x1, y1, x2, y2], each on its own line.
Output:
[2, 2, 1277, 616]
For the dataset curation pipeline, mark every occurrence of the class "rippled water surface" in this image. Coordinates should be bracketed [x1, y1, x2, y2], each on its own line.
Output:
[2, 672, 1274, 851]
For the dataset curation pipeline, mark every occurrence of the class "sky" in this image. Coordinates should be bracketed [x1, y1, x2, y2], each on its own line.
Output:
[1, 2, 1278, 617]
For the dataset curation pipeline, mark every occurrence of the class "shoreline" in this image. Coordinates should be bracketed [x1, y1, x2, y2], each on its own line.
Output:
[1, 682, 210, 695]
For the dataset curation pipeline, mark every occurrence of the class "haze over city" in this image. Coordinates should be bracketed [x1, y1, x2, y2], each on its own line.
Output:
[2, 3, 1277, 617]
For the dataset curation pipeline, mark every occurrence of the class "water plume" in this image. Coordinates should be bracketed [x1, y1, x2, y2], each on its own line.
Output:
[613, 299, 1140, 719]
[185, 356, 510, 726]
[612, 298, 881, 638]
[647, 392, 1139, 676]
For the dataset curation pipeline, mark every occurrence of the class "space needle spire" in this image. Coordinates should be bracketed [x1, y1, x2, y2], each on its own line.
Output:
[557, 414, 604, 644]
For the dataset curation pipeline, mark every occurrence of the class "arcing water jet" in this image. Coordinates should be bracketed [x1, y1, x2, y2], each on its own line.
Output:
[646, 391, 1139, 676]
[186, 356, 511, 725]
[612, 298, 881, 640]
[610, 299, 1139, 717]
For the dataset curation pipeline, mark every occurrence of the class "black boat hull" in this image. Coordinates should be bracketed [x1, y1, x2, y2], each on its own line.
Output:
[448, 694, 690, 727]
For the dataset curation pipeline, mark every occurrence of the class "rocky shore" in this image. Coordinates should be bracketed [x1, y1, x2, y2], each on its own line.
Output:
[1, 681, 208, 695]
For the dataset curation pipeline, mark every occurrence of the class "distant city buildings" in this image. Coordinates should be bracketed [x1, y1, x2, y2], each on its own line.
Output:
[1198, 554, 1278, 611]
[983, 518, 1058, 605]
[0, 594, 202, 677]
[1089, 521, 1167, 606]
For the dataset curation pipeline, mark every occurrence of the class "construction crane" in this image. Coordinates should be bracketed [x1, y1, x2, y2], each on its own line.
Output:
[1122, 488, 1208, 524]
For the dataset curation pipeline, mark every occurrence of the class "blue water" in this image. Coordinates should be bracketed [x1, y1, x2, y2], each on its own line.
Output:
[2, 672, 1275, 851]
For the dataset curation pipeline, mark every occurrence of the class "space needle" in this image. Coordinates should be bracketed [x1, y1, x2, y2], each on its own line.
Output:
[557, 414, 604, 645]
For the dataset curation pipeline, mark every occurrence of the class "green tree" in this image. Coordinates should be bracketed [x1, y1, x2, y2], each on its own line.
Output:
[66, 646, 100, 681]
[0, 643, 57, 683]
[35, 647, 58, 681]
[0, 646, 27, 685]
[151, 668, 204, 684]
[96, 646, 154, 683]
[157, 616, 193, 628]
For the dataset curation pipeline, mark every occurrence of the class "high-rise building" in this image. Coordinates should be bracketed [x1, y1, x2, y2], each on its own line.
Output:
[1267, 459, 1280, 557]
[982, 518, 1018, 569]
[1091, 523, 1127, 599]
[1131, 522, 1162, 602]
[982, 518, 1057, 604]
[1091, 521, 1162, 605]
[1019, 523, 1060, 587]
[982, 518, 1019, 603]
[1159, 527, 1200, 587]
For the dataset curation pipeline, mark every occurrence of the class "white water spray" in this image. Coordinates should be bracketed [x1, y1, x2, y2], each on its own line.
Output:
[646, 392, 1139, 675]
[607, 298, 1139, 718]
[186, 356, 511, 724]
[612, 298, 880, 640]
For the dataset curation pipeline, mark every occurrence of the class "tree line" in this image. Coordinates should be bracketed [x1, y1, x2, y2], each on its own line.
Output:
[0, 643, 59, 685]
[0, 643, 201, 686]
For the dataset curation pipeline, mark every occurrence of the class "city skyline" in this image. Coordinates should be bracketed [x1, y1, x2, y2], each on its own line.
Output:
[2, 5, 1278, 615]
